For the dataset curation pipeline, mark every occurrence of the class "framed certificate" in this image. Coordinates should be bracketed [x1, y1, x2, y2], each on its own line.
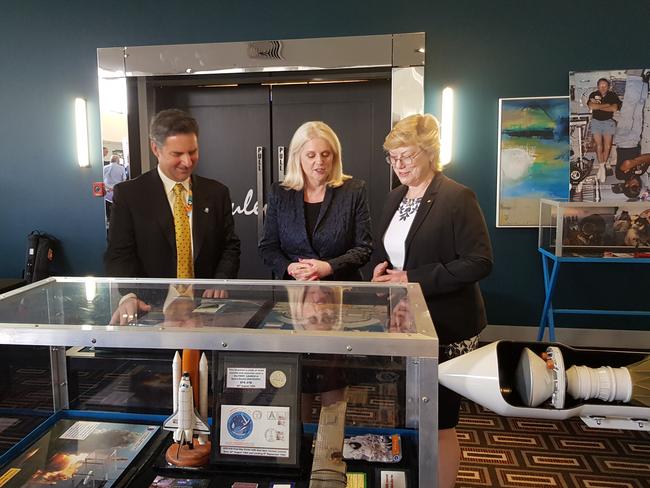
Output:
[211, 352, 301, 468]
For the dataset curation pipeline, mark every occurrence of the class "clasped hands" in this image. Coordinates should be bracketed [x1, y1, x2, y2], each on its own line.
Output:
[287, 258, 333, 281]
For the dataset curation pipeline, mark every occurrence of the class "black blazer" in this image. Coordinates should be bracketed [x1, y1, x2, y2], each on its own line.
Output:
[371, 174, 493, 344]
[259, 178, 373, 281]
[105, 169, 240, 279]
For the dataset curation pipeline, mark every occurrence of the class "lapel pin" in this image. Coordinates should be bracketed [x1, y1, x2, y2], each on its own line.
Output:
[426, 199, 432, 203]
[204, 207, 210, 213]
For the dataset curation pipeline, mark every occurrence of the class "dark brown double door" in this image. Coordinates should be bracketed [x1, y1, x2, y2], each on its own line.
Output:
[156, 80, 391, 279]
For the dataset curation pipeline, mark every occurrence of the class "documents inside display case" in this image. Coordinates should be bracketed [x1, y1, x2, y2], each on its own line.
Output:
[0, 278, 438, 487]
[539, 199, 650, 257]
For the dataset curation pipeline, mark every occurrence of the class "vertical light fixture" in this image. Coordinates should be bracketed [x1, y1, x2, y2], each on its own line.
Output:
[75, 97, 90, 167]
[440, 87, 454, 166]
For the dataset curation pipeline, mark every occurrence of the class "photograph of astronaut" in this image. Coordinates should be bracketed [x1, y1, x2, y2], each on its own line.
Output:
[561, 206, 650, 256]
[570, 69, 650, 202]
[342, 434, 402, 463]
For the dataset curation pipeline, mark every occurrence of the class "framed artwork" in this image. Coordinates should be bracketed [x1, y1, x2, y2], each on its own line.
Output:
[497, 96, 570, 227]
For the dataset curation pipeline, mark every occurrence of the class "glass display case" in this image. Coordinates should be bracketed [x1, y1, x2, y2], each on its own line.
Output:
[0, 277, 438, 487]
[539, 198, 650, 258]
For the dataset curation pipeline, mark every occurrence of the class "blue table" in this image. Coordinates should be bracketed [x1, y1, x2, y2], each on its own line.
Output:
[538, 247, 650, 341]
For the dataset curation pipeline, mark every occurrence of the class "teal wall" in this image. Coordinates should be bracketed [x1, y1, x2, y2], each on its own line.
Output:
[1, 0, 649, 329]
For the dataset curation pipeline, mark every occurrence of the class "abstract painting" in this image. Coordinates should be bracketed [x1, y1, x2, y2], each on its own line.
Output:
[497, 96, 570, 227]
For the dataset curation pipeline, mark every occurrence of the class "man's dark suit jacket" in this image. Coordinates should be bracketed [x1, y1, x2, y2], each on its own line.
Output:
[371, 174, 493, 345]
[105, 168, 240, 279]
[259, 178, 373, 281]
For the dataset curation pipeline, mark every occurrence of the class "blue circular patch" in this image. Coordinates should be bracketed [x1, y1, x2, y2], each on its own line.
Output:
[227, 411, 253, 440]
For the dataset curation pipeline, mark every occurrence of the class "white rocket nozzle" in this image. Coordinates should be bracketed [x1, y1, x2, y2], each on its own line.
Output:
[566, 365, 633, 403]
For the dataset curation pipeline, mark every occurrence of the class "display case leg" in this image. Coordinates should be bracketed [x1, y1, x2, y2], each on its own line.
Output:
[418, 356, 438, 487]
[538, 256, 560, 341]
[49, 346, 69, 411]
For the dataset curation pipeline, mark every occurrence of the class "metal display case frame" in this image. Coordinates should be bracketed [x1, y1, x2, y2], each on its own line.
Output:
[0, 277, 439, 487]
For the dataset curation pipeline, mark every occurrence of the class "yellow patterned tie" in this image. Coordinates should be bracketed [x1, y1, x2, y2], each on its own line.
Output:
[172, 183, 194, 279]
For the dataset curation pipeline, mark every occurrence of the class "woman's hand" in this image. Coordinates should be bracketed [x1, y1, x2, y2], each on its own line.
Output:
[287, 259, 331, 280]
[298, 258, 332, 280]
[287, 262, 314, 280]
[372, 267, 408, 283]
[371, 261, 389, 281]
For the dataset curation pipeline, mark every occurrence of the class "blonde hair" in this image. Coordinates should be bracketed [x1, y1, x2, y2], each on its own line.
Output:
[383, 114, 442, 172]
[281, 121, 351, 190]
[285, 285, 343, 331]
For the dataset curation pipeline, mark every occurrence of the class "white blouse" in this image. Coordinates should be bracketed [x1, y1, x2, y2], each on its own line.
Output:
[382, 197, 422, 270]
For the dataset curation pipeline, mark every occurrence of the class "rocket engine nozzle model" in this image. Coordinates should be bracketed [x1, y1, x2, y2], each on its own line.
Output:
[517, 346, 650, 408]
[439, 341, 650, 431]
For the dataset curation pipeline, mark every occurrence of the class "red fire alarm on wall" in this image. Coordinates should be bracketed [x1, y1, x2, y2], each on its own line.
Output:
[92, 182, 105, 197]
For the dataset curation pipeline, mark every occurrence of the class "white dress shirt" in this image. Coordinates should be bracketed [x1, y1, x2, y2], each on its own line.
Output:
[383, 197, 422, 270]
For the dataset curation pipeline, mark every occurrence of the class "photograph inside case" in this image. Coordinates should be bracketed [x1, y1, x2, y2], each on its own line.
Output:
[211, 352, 301, 469]
[561, 205, 650, 256]
[0, 419, 159, 488]
[343, 434, 402, 463]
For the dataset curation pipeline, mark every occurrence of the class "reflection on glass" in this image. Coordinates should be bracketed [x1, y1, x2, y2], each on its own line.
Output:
[99, 74, 130, 231]
[388, 297, 416, 334]
[287, 285, 343, 331]
[263, 285, 399, 332]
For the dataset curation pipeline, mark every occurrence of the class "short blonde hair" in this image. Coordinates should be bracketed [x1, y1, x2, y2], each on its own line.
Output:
[384, 114, 442, 172]
[285, 285, 343, 331]
[282, 121, 350, 191]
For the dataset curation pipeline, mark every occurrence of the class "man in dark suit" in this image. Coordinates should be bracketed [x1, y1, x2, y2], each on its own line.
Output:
[105, 109, 240, 324]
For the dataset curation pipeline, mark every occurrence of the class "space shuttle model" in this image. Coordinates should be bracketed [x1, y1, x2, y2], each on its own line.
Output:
[163, 351, 210, 446]
[439, 341, 650, 430]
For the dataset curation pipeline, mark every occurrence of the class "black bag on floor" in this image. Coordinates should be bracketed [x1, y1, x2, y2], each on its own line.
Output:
[24, 231, 58, 283]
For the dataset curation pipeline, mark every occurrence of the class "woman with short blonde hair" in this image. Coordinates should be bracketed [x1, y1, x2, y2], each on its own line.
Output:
[372, 113, 493, 488]
[383, 113, 442, 172]
[259, 121, 372, 281]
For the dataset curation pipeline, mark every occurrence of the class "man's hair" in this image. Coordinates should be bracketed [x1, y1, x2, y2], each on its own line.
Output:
[149, 109, 199, 147]
[597, 77, 610, 87]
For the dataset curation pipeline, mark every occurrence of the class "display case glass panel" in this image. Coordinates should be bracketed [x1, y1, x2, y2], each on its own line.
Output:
[0, 278, 438, 486]
[539, 199, 650, 257]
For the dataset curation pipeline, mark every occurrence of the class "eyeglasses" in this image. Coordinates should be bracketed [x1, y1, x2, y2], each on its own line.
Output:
[385, 150, 422, 167]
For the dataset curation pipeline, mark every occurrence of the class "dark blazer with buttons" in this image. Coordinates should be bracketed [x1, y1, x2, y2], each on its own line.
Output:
[371, 174, 493, 345]
[105, 168, 240, 279]
[259, 178, 373, 281]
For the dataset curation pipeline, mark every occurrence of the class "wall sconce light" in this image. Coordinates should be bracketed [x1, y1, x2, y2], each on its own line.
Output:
[75, 97, 90, 167]
[440, 87, 454, 166]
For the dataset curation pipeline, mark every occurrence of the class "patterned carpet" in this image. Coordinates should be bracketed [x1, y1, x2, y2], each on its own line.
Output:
[456, 400, 650, 488]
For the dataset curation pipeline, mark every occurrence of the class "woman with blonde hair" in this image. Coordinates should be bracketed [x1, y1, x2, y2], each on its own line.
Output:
[371, 114, 493, 488]
[259, 121, 372, 281]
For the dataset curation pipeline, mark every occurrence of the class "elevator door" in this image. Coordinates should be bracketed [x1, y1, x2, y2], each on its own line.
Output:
[155, 79, 391, 279]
